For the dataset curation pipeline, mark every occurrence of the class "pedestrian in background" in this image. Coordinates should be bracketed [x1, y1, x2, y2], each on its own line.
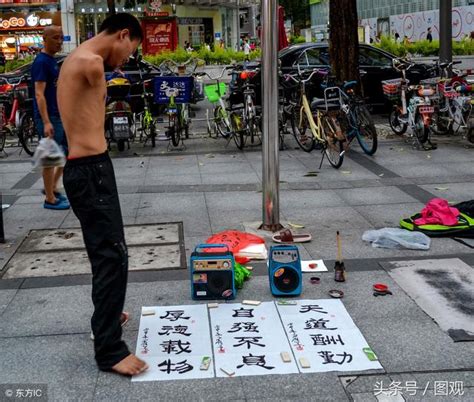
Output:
[426, 27, 433, 42]
[31, 25, 70, 210]
[394, 32, 401, 43]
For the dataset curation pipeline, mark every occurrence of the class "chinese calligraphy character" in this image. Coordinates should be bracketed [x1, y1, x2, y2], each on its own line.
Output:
[310, 334, 345, 346]
[299, 304, 328, 314]
[236, 353, 275, 370]
[449, 381, 465, 396]
[160, 340, 192, 354]
[387, 381, 403, 397]
[158, 359, 194, 374]
[233, 336, 265, 349]
[228, 322, 259, 333]
[405, 380, 418, 396]
[318, 351, 353, 365]
[159, 325, 192, 336]
[160, 310, 191, 321]
[232, 308, 254, 318]
[304, 318, 336, 330]
[373, 381, 388, 396]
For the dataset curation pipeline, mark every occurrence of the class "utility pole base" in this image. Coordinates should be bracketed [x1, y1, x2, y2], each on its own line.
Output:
[259, 222, 284, 232]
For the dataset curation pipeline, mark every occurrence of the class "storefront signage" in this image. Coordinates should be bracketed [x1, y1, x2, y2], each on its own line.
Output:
[178, 18, 204, 25]
[142, 19, 177, 54]
[0, 12, 60, 30]
[146, 11, 169, 17]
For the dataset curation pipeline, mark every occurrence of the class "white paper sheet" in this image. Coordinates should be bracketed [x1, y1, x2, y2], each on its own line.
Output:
[276, 299, 383, 373]
[209, 302, 299, 377]
[132, 304, 215, 382]
[301, 260, 328, 273]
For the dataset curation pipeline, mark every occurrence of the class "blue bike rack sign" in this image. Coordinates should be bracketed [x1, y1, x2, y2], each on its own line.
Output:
[153, 76, 194, 104]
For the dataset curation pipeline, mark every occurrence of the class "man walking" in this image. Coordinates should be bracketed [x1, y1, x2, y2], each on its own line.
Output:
[32, 25, 70, 210]
[57, 13, 148, 377]
[426, 27, 433, 42]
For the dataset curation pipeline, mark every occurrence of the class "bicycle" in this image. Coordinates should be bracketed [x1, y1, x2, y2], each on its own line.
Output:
[0, 75, 38, 156]
[383, 58, 437, 150]
[228, 67, 261, 150]
[322, 78, 378, 156]
[286, 69, 345, 169]
[426, 61, 473, 137]
[200, 66, 234, 139]
[135, 59, 157, 148]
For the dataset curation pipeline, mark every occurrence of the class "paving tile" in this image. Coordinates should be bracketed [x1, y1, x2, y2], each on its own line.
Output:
[333, 187, 417, 206]
[0, 334, 98, 401]
[0, 289, 17, 315]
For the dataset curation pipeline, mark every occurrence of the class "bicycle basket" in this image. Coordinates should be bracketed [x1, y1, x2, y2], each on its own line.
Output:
[153, 76, 194, 104]
[204, 83, 227, 103]
[382, 78, 407, 102]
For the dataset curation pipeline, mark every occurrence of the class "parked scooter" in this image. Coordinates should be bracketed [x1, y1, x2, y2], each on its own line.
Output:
[105, 73, 134, 151]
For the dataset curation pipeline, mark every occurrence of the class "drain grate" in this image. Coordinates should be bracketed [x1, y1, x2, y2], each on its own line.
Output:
[2, 222, 185, 279]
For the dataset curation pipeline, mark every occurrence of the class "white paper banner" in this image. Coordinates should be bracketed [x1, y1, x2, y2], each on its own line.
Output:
[209, 302, 299, 377]
[301, 259, 328, 273]
[132, 304, 215, 382]
[277, 299, 383, 373]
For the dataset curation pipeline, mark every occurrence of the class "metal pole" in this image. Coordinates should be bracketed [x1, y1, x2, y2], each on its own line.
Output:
[259, 0, 282, 232]
[236, 0, 241, 50]
[0, 194, 5, 243]
[439, 0, 452, 74]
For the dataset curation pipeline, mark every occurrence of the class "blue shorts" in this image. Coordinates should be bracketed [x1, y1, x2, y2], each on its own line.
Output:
[35, 115, 68, 156]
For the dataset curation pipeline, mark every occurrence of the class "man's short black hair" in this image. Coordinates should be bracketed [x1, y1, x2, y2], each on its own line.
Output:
[99, 13, 143, 42]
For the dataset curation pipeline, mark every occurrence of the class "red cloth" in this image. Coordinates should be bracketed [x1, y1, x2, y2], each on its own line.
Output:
[278, 6, 289, 51]
[205, 230, 265, 264]
[414, 198, 460, 226]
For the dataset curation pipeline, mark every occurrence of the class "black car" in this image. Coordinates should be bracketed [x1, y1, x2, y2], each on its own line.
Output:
[234, 43, 434, 108]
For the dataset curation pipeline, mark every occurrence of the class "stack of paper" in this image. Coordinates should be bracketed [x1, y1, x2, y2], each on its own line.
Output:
[236, 243, 268, 260]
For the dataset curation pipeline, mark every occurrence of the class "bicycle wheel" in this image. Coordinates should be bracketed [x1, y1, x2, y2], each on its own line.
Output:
[320, 114, 344, 169]
[214, 105, 232, 138]
[389, 108, 408, 135]
[414, 113, 429, 143]
[150, 121, 156, 148]
[18, 113, 38, 156]
[231, 111, 246, 150]
[290, 110, 315, 152]
[355, 105, 378, 155]
[168, 114, 181, 147]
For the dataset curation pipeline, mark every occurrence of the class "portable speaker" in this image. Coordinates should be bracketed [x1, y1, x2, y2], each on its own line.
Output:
[268, 245, 302, 297]
[190, 244, 235, 300]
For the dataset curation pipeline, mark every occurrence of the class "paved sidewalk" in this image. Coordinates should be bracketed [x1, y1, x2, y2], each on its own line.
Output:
[0, 119, 473, 401]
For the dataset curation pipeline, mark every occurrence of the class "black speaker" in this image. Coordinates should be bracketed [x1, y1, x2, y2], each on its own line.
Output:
[268, 245, 302, 296]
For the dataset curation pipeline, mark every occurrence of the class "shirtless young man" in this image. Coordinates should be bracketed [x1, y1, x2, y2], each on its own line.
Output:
[57, 13, 148, 376]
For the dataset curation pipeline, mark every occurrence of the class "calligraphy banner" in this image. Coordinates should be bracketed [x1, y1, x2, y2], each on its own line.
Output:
[132, 304, 214, 382]
[277, 299, 383, 373]
[209, 302, 299, 377]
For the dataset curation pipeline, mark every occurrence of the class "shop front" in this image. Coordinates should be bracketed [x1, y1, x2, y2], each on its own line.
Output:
[0, 9, 61, 59]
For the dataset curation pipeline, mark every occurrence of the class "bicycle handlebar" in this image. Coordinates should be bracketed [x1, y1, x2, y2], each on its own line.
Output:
[0, 75, 26, 86]
[195, 65, 234, 81]
[392, 58, 415, 72]
[284, 68, 326, 84]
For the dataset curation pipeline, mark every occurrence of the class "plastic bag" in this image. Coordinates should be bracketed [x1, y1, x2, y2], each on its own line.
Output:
[32, 138, 65, 169]
[362, 228, 431, 250]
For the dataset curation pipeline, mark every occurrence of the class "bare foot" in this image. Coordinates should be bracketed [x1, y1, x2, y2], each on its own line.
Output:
[111, 354, 149, 376]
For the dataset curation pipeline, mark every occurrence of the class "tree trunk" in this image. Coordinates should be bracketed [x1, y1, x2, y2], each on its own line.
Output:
[107, 0, 116, 16]
[329, 0, 360, 86]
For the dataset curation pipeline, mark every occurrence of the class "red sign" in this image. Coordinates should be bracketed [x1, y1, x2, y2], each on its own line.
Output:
[145, 11, 169, 17]
[142, 18, 177, 54]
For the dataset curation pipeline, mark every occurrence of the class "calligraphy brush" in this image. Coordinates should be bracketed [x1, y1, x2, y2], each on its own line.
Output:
[334, 231, 346, 282]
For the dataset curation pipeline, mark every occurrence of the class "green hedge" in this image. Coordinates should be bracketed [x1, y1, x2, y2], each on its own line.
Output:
[143, 47, 261, 66]
[375, 36, 474, 57]
[289, 35, 306, 44]
[0, 56, 34, 73]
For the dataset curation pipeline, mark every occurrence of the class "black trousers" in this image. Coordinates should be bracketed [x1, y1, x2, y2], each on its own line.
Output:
[63, 152, 130, 370]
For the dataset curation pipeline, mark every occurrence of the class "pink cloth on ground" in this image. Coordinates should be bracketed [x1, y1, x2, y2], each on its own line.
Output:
[414, 198, 460, 226]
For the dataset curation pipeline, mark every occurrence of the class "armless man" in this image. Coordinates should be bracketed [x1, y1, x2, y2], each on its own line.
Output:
[57, 13, 148, 376]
